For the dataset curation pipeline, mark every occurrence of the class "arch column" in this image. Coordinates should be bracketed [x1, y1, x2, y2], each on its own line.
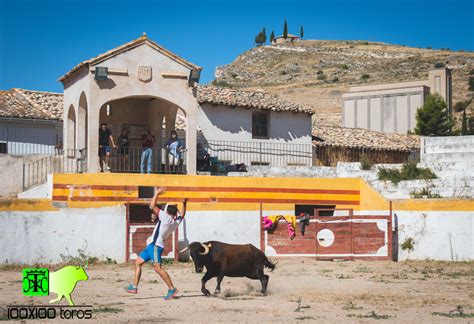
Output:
[86, 100, 100, 173]
[65, 105, 76, 153]
[185, 103, 198, 175]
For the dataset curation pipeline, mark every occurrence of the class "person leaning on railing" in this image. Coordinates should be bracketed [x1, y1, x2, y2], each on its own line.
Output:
[163, 130, 185, 172]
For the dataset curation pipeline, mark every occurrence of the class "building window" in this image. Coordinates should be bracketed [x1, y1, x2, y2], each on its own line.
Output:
[252, 111, 269, 138]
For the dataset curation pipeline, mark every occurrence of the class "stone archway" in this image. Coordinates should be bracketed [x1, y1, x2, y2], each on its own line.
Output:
[77, 92, 88, 150]
[67, 105, 76, 152]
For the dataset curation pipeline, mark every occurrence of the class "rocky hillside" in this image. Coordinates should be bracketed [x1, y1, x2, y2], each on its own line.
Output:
[213, 40, 474, 127]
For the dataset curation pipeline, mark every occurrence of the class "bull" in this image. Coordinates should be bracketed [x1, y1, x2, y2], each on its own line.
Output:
[183, 241, 276, 296]
[49, 265, 89, 306]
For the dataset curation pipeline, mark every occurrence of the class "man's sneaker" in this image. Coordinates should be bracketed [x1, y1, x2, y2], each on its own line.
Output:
[164, 288, 178, 300]
[126, 284, 137, 294]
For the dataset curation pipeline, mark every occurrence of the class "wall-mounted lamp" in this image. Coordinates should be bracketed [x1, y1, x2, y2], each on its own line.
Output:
[106, 104, 111, 116]
[95, 66, 108, 81]
[189, 69, 201, 85]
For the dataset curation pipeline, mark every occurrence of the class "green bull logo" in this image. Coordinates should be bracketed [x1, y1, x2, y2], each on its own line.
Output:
[22, 266, 89, 306]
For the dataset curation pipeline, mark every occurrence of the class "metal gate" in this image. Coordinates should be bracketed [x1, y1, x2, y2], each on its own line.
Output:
[262, 209, 392, 260]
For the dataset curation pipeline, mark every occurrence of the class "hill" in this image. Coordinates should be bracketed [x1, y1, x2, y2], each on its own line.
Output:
[212, 40, 474, 128]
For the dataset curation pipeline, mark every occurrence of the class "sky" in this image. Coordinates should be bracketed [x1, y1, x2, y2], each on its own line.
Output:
[0, 0, 473, 93]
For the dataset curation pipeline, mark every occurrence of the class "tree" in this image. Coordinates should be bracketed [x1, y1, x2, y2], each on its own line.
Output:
[461, 109, 468, 135]
[469, 76, 474, 91]
[300, 25, 304, 39]
[262, 27, 267, 44]
[255, 30, 265, 46]
[469, 116, 474, 135]
[270, 30, 275, 44]
[415, 93, 453, 136]
[283, 19, 288, 39]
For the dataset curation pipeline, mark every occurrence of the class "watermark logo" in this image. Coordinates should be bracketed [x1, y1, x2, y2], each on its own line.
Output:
[8, 265, 92, 320]
[23, 268, 49, 296]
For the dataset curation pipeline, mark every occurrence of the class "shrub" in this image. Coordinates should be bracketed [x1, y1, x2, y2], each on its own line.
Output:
[317, 73, 327, 80]
[378, 162, 437, 184]
[411, 188, 442, 198]
[361, 41, 369, 45]
[338, 64, 349, 70]
[211, 80, 234, 88]
[317, 70, 324, 75]
[401, 237, 415, 251]
[469, 76, 474, 91]
[434, 62, 445, 68]
[469, 69, 474, 75]
[332, 77, 339, 82]
[359, 154, 373, 170]
[415, 93, 454, 136]
[361, 74, 370, 80]
[454, 99, 471, 112]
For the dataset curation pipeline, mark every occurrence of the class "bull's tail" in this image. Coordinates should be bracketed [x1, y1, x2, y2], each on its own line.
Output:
[264, 258, 277, 272]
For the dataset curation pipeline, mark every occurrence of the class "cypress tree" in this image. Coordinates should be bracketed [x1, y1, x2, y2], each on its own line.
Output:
[283, 19, 288, 39]
[262, 27, 267, 44]
[270, 30, 275, 43]
[300, 25, 304, 39]
[461, 109, 468, 135]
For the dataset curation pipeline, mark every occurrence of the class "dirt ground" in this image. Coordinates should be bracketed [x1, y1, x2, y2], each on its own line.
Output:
[1, 258, 473, 323]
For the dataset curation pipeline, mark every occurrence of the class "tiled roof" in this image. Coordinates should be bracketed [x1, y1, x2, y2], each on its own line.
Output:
[0, 88, 63, 121]
[313, 126, 420, 151]
[197, 85, 313, 114]
[59, 34, 201, 82]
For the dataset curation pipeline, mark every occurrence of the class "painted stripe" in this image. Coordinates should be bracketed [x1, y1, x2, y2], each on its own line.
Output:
[53, 184, 359, 195]
[53, 184, 138, 190]
[52, 195, 360, 205]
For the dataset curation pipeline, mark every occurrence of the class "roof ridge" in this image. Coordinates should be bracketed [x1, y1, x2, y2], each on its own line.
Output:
[12, 88, 63, 95]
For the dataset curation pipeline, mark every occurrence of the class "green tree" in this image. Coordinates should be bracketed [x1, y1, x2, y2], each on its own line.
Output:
[300, 25, 304, 39]
[270, 30, 275, 43]
[255, 30, 265, 46]
[262, 27, 267, 44]
[461, 109, 468, 135]
[415, 93, 453, 136]
[283, 19, 288, 39]
[469, 116, 474, 135]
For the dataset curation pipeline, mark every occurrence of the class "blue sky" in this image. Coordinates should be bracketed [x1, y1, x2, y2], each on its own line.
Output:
[0, 0, 472, 92]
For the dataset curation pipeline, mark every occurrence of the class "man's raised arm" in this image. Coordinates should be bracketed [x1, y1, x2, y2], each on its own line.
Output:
[150, 186, 166, 210]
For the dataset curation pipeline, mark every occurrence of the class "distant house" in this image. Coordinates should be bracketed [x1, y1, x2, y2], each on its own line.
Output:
[313, 125, 420, 166]
[342, 68, 452, 134]
[272, 34, 300, 44]
[0, 89, 63, 154]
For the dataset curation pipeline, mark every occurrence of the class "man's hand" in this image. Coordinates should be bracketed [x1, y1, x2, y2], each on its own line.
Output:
[182, 198, 189, 204]
[155, 186, 166, 195]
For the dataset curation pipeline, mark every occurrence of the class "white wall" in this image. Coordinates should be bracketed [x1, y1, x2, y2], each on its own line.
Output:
[197, 104, 312, 166]
[0, 119, 62, 155]
[395, 211, 473, 261]
[0, 206, 127, 264]
[179, 211, 261, 249]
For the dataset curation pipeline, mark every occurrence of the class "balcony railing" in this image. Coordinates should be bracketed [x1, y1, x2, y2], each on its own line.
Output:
[106, 147, 187, 174]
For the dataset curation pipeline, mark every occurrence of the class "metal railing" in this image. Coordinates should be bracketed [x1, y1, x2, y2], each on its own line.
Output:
[197, 140, 313, 168]
[313, 145, 419, 166]
[106, 147, 186, 174]
[22, 149, 87, 191]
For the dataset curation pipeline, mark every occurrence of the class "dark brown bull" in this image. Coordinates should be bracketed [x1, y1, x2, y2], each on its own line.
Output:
[183, 241, 276, 296]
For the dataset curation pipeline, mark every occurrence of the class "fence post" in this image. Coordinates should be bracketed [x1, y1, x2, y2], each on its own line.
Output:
[259, 142, 262, 164]
[22, 162, 26, 192]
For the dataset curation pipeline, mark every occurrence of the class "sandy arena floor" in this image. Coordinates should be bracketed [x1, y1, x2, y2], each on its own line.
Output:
[0, 258, 473, 323]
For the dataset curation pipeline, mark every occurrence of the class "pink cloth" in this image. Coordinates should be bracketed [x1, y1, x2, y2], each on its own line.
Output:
[263, 216, 296, 240]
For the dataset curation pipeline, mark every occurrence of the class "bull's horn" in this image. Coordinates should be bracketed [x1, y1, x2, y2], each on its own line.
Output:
[179, 246, 189, 253]
[198, 242, 210, 255]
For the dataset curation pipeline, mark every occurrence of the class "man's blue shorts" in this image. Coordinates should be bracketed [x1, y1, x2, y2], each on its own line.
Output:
[139, 244, 164, 264]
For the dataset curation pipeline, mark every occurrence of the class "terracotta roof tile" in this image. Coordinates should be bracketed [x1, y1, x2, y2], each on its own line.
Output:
[197, 85, 313, 114]
[313, 126, 420, 151]
[0, 88, 62, 121]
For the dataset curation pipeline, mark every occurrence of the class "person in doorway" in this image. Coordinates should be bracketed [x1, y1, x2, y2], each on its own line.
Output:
[117, 128, 130, 171]
[99, 123, 115, 172]
[126, 186, 188, 300]
[140, 130, 155, 174]
[163, 130, 185, 172]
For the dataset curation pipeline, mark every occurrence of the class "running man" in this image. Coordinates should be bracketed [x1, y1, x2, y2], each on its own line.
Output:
[126, 186, 187, 300]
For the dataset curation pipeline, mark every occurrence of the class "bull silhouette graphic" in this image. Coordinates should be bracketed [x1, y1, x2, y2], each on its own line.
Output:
[49, 265, 89, 306]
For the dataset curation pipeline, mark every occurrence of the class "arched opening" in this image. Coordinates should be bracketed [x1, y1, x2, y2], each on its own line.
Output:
[77, 92, 88, 150]
[67, 105, 76, 152]
[97, 96, 187, 174]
